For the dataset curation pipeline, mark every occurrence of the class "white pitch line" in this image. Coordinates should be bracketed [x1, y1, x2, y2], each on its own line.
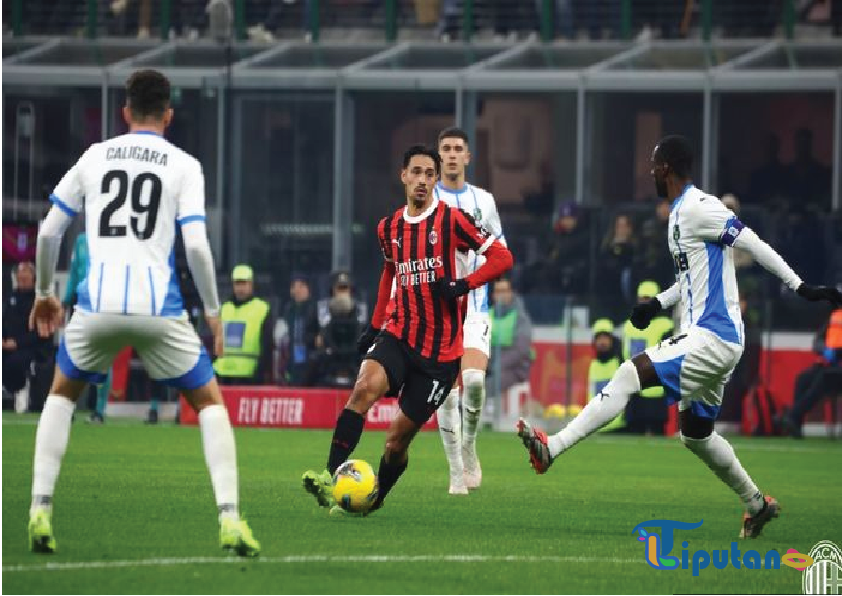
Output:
[3, 554, 642, 572]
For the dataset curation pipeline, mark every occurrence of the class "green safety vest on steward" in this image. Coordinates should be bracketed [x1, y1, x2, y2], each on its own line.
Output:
[213, 298, 269, 378]
[489, 307, 517, 347]
[622, 316, 674, 399]
[589, 357, 624, 431]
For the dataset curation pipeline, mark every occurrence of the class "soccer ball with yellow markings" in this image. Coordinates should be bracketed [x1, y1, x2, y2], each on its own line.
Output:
[332, 460, 379, 513]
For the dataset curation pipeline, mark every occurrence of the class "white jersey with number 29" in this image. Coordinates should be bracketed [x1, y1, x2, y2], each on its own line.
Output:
[50, 131, 205, 317]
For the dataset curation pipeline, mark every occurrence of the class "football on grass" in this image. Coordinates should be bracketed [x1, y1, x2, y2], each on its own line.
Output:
[332, 459, 378, 513]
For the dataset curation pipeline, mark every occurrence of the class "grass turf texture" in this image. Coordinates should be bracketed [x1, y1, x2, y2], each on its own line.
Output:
[3, 413, 840, 594]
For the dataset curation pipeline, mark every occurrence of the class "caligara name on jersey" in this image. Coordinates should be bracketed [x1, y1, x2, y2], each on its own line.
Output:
[106, 146, 169, 166]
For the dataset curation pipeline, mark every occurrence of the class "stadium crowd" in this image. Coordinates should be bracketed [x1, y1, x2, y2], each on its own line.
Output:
[7, 0, 841, 40]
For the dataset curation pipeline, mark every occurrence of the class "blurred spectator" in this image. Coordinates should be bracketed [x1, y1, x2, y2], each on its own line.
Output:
[748, 134, 788, 205]
[622, 280, 673, 435]
[283, 275, 319, 386]
[635, 198, 675, 291]
[523, 201, 589, 295]
[784, 127, 832, 212]
[488, 277, 533, 396]
[595, 213, 637, 323]
[588, 319, 624, 431]
[2, 263, 53, 410]
[214, 265, 274, 385]
[310, 272, 364, 387]
[317, 271, 368, 330]
[783, 308, 842, 438]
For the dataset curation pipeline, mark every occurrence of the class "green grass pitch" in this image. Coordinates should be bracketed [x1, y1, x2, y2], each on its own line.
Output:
[3, 413, 840, 594]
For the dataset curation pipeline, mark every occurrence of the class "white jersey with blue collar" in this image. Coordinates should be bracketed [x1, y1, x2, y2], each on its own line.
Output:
[433, 181, 506, 316]
[667, 184, 745, 345]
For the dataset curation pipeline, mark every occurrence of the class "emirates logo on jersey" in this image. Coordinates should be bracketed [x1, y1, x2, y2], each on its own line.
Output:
[397, 256, 443, 288]
[428, 230, 438, 245]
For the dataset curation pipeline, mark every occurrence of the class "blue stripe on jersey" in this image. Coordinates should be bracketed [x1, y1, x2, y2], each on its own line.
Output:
[123, 265, 131, 314]
[697, 243, 740, 344]
[161, 248, 184, 316]
[57, 338, 108, 384]
[177, 215, 205, 226]
[95, 263, 104, 312]
[148, 266, 157, 315]
[652, 354, 685, 405]
[131, 130, 162, 137]
[49, 194, 78, 217]
[76, 257, 92, 311]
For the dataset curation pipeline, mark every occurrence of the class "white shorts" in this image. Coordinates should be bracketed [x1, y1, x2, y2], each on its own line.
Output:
[58, 310, 214, 390]
[645, 326, 743, 419]
[462, 312, 491, 357]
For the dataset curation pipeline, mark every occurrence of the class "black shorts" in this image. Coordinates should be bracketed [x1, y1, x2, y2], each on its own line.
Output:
[364, 331, 460, 427]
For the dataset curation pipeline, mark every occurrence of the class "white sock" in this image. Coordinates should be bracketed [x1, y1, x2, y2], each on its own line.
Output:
[548, 360, 639, 458]
[31, 395, 76, 515]
[461, 369, 486, 452]
[199, 405, 240, 522]
[438, 387, 463, 479]
[681, 431, 765, 515]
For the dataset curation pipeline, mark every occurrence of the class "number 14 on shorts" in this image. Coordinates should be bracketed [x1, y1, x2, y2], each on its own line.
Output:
[427, 380, 447, 406]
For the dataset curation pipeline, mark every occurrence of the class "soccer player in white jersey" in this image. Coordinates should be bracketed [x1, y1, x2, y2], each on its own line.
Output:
[434, 127, 507, 495]
[517, 135, 842, 538]
[27, 70, 260, 556]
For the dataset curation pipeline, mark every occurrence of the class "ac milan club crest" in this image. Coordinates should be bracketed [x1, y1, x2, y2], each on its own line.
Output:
[428, 230, 438, 245]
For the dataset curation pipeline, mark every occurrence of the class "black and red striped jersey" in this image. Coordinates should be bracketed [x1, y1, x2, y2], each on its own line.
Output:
[376, 198, 494, 362]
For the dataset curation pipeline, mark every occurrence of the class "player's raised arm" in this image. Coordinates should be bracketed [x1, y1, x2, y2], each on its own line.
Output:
[436, 209, 513, 299]
[733, 227, 842, 306]
[695, 196, 841, 307]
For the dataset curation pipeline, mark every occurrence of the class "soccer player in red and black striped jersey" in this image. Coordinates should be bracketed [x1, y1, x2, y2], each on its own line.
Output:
[302, 144, 513, 515]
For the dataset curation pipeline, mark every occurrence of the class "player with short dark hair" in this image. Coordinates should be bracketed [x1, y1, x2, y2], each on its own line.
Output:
[434, 126, 507, 495]
[302, 144, 513, 516]
[126, 69, 171, 119]
[27, 69, 259, 556]
[517, 135, 842, 539]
